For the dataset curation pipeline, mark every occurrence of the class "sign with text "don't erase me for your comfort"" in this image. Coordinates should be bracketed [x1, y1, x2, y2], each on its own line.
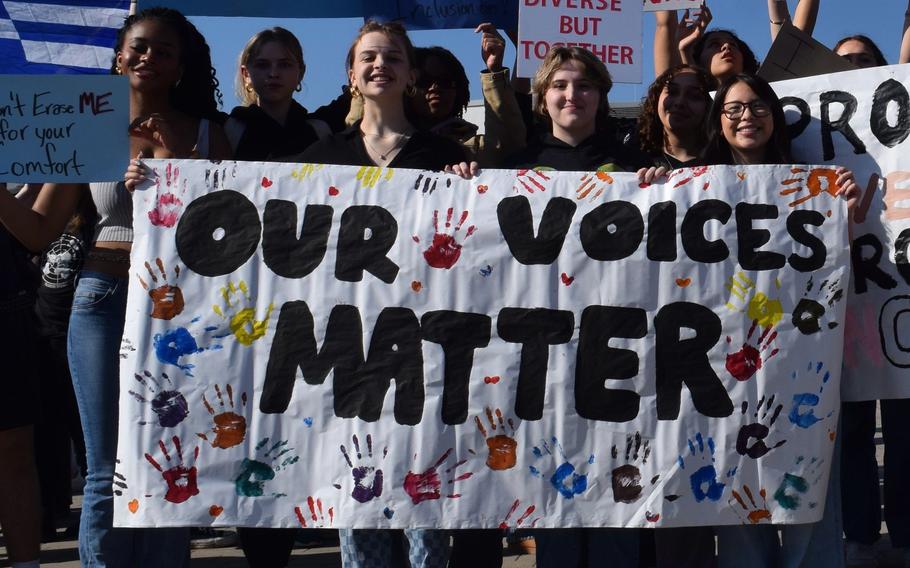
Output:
[517, 0, 642, 82]
[0, 75, 127, 183]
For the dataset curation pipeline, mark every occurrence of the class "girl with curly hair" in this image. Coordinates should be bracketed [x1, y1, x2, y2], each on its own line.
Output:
[0, 7, 230, 566]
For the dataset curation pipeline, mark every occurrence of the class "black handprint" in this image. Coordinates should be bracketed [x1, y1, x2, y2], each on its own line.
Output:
[736, 395, 786, 459]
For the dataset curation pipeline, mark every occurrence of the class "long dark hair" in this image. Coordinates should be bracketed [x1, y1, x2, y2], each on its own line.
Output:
[703, 74, 791, 165]
[693, 30, 759, 81]
[638, 64, 712, 156]
[112, 7, 223, 120]
[833, 34, 887, 66]
[415, 46, 470, 119]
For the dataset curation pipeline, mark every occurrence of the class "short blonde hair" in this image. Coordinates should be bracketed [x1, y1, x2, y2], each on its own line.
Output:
[235, 27, 305, 106]
[532, 46, 612, 129]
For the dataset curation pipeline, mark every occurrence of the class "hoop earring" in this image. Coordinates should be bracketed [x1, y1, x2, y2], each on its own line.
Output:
[405, 83, 417, 97]
[295, 83, 302, 92]
[245, 84, 254, 93]
[350, 84, 361, 99]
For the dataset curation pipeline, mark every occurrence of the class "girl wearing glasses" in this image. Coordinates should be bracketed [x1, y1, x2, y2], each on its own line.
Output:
[705, 74, 857, 568]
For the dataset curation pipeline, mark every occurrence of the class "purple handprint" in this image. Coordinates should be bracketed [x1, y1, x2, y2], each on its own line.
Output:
[340, 434, 387, 504]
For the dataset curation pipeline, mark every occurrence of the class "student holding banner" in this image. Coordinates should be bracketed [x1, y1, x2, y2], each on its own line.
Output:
[702, 73, 857, 568]
[831, 33, 910, 568]
[0, 7, 231, 567]
[497, 46, 647, 568]
[299, 20, 466, 568]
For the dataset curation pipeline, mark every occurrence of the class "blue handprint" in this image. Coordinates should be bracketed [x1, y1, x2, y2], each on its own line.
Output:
[788, 361, 834, 429]
[529, 436, 592, 500]
[153, 316, 226, 376]
[677, 433, 731, 503]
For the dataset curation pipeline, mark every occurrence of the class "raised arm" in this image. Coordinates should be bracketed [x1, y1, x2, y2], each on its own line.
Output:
[768, 0, 819, 41]
[0, 183, 82, 252]
[654, 10, 679, 77]
[901, 1, 910, 63]
[475, 23, 527, 165]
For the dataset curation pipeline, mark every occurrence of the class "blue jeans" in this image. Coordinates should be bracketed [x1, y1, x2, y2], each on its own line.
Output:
[339, 528, 449, 568]
[716, 423, 844, 568]
[68, 271, 190, 567]
[535, 528, 639, 568]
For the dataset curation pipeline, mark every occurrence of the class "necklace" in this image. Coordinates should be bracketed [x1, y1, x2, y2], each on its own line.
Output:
[360, 130, 411, 162]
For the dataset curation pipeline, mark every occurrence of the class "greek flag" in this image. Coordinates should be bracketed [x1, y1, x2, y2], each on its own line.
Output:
[0, 0, 129, 74]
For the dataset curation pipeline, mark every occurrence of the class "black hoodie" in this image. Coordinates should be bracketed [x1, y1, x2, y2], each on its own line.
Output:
[504, 131, 650, 173]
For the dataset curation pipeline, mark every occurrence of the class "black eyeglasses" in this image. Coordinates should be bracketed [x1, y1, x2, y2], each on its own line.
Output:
[416, 75, 456, 90]
[722, 100, 772, 120]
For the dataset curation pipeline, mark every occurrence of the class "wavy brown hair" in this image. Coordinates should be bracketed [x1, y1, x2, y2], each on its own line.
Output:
[236, 27, 305, 106]
[346, 20, 417, 75]
[532, 46, 612, 132]
[638, 64, 712, 156]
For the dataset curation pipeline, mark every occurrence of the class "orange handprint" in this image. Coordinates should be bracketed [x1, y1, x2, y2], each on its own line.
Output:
[779, 167, 840, 207]
[197, 384, 247, 449]
[136, 258, 184, 320]
[475, 407, 518, 471]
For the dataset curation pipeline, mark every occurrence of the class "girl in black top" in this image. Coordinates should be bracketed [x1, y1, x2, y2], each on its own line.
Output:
[299, 21, 465, 170]
[638, 64, 712, 170]
[226, 27, 348, 161]
[299, 20, 463, 568]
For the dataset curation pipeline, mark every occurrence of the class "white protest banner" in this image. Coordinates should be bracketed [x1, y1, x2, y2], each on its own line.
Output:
[642, 0, 700, 12]
[0, 75, 127, 182]
[114, 161, 847, 529]
[774, 64, 910, 401]
[517, 0, 642, 82]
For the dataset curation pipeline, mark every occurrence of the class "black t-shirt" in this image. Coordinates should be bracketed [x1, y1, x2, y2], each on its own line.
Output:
[298, 123, 467, 170]
[230, 101, 322, 162]
[652, 152, 702, 170]
[505, 132, 651, 173]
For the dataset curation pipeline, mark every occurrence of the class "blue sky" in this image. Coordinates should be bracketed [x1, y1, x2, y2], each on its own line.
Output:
[190, 1, 909, 113]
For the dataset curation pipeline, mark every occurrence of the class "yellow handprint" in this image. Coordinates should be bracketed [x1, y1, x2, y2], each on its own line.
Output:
[725, 272, 783, 327]
[212, 281, 274, 347]
[290, 163, 324, 181]
[356, 166, 394, 189]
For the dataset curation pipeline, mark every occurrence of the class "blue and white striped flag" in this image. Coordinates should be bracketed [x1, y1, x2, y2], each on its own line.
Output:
[0, 0, 129, 74]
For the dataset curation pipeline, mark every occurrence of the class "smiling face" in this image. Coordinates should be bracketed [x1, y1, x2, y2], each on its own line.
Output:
[699, 32, 743, 82]
[720, 81, 774, 164]
[835, 39, 880, 69]
[241, 40, 303, 106]
[657, 70, 708, 139]
[348, 31, 414, 101]
[116, 18, 183, 93]
[544, 60, 600, 141]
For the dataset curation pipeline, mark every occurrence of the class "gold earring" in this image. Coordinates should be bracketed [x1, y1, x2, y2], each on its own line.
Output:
[405, 83, 417, 97]
[350, 84, 361, 99]
[246, 84, 254, 93]
[115, 66, 122, 74]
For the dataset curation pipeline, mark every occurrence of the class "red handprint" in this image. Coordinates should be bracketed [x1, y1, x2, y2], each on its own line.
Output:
[145, 435, 199, 504]
[294, 496, 334, 527]
[499, 498, 540, 529]
[725, 320, 780, 382]
[413, 208, 476, 269]
[148, 163, 185, 228]
[403, 448, 473, 504]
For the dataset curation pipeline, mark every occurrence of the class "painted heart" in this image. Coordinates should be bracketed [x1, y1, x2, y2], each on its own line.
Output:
[128, 499, 139, 514]
[261, 176, 273, 188]
[561, 273, 574, 286]
[328, 186, 340, 196]
[209, 505, 224, 517]
[675, 278, 692, 288]
[411, 280, 423, 292]
[483, 375, 501, 384]
[736, 171, 746, 181]
[477, 184, 488, 194]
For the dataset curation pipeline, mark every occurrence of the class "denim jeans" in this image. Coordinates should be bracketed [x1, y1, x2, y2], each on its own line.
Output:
[68, 271, 190, 567]
[716, 422, 844, 568]
[535, 528, 640, 568]
[338, 528, 450, 568]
